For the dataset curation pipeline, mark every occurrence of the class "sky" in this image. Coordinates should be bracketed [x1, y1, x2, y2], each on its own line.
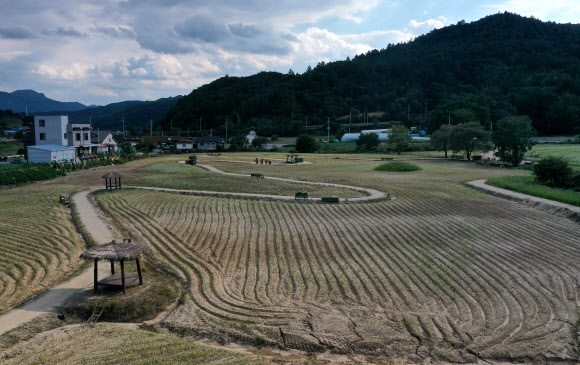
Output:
[0, 0, 578, 106]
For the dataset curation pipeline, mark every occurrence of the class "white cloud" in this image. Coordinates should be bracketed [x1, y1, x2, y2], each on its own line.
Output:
[483, 0, 580, 21]
[406, 17, 447, 34]
[0, 51, 31, 61]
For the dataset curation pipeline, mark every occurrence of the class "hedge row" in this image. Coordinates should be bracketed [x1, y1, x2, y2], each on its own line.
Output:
[0, 164, 65, 185]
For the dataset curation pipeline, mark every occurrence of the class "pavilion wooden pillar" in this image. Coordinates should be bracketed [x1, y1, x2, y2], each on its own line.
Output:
[120, 258, 126, 294]
[110, 260, 115, 274]
[93, 259, 98, 293]
[136, 258, 143, 285]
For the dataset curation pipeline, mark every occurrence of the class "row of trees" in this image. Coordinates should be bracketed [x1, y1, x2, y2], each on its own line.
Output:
[431, 115, 536, 165]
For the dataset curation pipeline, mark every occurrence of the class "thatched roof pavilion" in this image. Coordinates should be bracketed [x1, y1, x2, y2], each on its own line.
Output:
[80, 240, 149, 294]
[102, 171, 123, 190]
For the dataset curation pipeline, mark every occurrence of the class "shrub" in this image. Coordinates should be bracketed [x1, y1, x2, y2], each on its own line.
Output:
[296, 134, 318, 153]
[533, 156, 573, 188]
[374, 162, 421, 172]
[0, 163, 65, 185]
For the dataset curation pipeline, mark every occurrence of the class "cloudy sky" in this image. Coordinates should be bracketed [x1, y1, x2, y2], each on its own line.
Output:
[0, 0, 578, 106]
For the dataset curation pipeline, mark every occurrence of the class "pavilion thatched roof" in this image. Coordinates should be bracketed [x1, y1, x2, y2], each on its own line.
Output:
[102, 171, 123, 179]
[80, 240, 149, 261]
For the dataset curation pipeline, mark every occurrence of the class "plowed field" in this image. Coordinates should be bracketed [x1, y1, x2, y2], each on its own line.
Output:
[96, 175, 580, 363]
[0, 186, 84, 314]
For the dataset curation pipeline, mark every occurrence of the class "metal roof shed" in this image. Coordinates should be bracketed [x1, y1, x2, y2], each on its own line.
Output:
[27, 145, 76, 163]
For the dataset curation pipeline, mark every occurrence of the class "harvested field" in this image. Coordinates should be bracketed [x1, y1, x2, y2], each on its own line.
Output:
[125, 161, 366, 198]
[96, 177, 580, 363]
[0, 186, 84, 314]
[0, 324, 270, 364]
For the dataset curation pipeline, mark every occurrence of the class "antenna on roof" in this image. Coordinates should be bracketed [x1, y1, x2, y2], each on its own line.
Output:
[25, 106, 28, 116]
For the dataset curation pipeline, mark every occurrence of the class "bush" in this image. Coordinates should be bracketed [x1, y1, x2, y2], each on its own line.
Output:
[356, 132, 380, 152]
[374, 162, 421, 172]
[296, 134, 318, 153]
[0, 163, 65, 185]
[533, 156, 573, 188]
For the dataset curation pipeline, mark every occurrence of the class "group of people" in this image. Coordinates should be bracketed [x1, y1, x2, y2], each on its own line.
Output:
[255, 158, 272, 165]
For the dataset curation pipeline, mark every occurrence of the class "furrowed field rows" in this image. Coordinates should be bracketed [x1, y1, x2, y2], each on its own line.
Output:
[0, 188, 84, 314]
[97, 188, 580, 361]
[0, 323, 270, 364]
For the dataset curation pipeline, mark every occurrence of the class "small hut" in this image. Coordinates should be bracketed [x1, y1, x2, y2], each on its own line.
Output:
[286, 153, 299, 163]
[80, 240, 149, 294]
[102, 171, 123, 190]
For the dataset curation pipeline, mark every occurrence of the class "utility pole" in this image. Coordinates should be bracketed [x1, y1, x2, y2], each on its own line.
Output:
[305, 115, 308, 127]
[349, 108, 351, 133]
[122, 117, 125, 136]
[237, 114, 240, 125]
[291, 111, 293, 123]
[327, 117, 330, 142]
[225, 121, 228, 144]
[407, 105, 410, 121]
[199, 117, 202, 132]
[150, 118, 153, 136]
[424, 102, 428, 124]
[448, 115, 451, 125]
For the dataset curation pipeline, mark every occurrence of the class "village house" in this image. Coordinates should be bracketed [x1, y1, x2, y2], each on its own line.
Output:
[195, 136, 222, 151]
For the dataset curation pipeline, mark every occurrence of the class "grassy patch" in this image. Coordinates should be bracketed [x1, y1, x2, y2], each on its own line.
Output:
[374, 161, 422, 172]
[0, 140, 24, 156]
[65, 263, 179, 322]
[487, 175, 580, 206]
[0, 163, 65, 185]
[527, 144, 580, 170]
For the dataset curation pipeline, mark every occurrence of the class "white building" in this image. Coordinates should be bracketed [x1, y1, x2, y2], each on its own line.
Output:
[27, 145, 76, 163]
[92, 131, 118, 154]
[34, 116, 68, 146]
[246, 130, 257, 144]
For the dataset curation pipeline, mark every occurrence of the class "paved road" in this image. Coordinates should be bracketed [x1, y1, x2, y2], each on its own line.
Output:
[0, 188, 119, 336]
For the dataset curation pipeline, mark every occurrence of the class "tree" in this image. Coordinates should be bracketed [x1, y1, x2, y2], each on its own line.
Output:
[493, 115, 535, 167]
[296, 134, 318, 153]
[251, 136, 268, 151]
[228, 135, 249, 151]
[118, 142, 136, 160]
[449, 122, 492, 161]
[533, 156, 573, 188]
[387, 125, 411, 155]
[431, 124, 454, 158]
[356, 132, 380, 152]
[335, 127, 347, 142]
[135, 139, 155, 152]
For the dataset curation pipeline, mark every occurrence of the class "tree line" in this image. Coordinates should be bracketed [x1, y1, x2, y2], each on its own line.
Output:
[159, 12, 580, 138]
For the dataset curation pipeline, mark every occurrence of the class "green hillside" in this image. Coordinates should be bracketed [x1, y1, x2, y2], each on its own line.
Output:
[159, 12, 580, 137]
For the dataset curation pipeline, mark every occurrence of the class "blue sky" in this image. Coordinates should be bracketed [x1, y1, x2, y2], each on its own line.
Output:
[0, 0, 578, 106]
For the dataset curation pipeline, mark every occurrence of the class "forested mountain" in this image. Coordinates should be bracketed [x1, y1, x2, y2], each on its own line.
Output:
[42, 96, 181, 130]
[0, 90, 87, 113]
[160, 13, 580, 137]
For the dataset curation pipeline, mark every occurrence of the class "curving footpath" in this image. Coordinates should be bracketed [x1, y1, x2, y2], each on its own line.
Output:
[467, 179, 579, 222]
[0, 188, 120, 336]
[192, 163, 388, 202]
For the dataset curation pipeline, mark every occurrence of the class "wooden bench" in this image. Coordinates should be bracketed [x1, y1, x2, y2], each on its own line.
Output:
[295, 192, 308, 200]
[251, 173, 264, 178]
[321, 196, 339, 203]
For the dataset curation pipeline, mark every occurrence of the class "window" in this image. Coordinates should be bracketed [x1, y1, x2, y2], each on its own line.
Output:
[182, 144, 186, 147]
[39, 120, 45, 127]
[84, 132, 89, 141]
[64, 133, 67, 139]
[40, 133, 46, 140]
[76, 133, 81, 141]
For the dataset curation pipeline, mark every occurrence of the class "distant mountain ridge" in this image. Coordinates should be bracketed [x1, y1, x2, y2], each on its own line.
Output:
[40, 96, 182, 130]
[0, 90, 87, 113]
[0, 89, 181, 129]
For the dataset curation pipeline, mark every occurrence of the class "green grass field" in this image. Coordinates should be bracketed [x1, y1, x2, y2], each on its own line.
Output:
[486, 175, 580, 206]
[527, 144, 580, 169]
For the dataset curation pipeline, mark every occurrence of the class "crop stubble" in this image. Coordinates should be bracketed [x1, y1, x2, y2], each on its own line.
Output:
[0, 187, 83, 314]
[96, 181, 580, 362]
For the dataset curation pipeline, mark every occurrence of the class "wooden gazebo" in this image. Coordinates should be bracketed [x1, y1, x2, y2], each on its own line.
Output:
[286, 153, 299, 163]
[102, 171, 123, 190]
[80, 240, 149, 294]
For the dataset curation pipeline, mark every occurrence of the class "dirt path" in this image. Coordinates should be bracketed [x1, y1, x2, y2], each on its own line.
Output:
[0, 188, 119, 336]
[467, 179, 580, 221]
